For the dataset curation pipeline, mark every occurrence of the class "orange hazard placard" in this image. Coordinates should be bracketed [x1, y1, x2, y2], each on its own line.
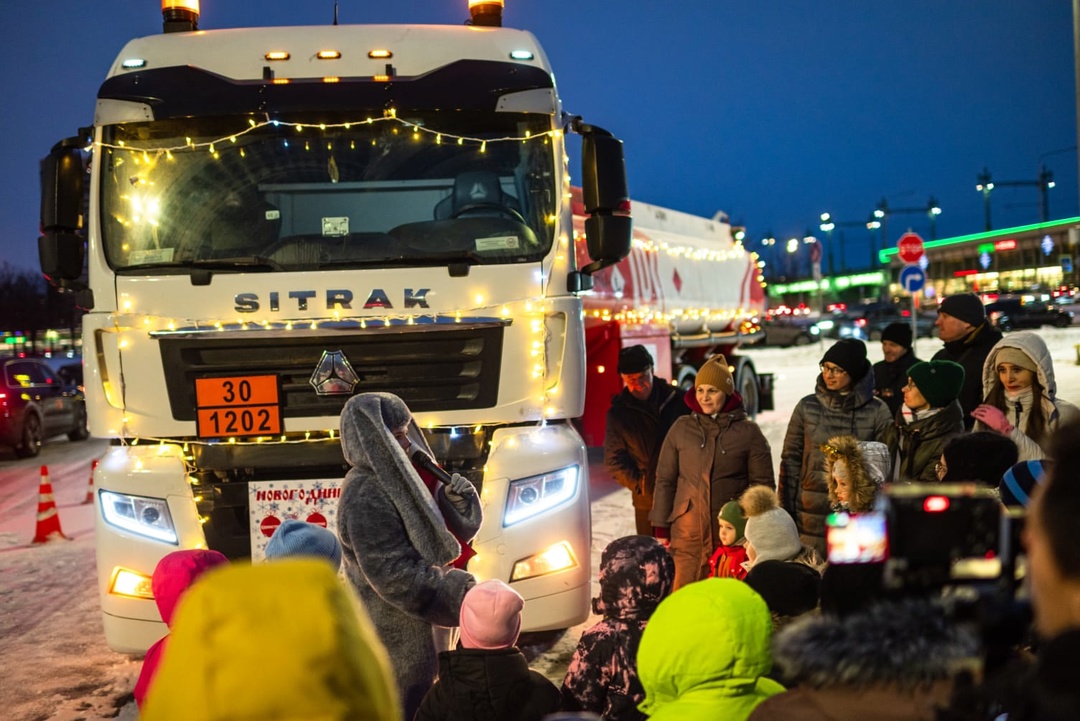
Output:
[195, 375, 282, 438]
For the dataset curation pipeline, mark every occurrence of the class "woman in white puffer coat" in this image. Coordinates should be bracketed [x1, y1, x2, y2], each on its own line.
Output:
[971, 331, 1080, 461]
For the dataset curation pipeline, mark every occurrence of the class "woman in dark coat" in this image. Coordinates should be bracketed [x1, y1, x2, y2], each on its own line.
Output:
[338, 392, 483, 720]
[778, 339, 894, 557]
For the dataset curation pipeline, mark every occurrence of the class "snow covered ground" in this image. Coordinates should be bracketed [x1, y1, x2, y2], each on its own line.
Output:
[1, 327, 1078, 720]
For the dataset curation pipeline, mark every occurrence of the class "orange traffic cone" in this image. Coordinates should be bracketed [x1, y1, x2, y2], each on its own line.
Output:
[32, 465, 70, 543]
[82, 459, 98, 505]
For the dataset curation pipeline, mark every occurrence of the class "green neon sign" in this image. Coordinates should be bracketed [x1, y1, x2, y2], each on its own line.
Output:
[878, 217, 1080, 264]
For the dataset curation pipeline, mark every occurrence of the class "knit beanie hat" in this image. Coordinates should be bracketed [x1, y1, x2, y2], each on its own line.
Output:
[938, 293, 986, 328]
[999, 460, 1046, 508]
[718, 501, 748, 543]
[907, 360, 965, 408]
[265, 519, 343, 570]
[995, 346, 1037, 373]
[459, 579, 524, 650]
[941, 431, 1019, 486]
[740, 486, 802, 565]
[618, 345, 654, 374]
[821, 339, 870, 379]
[745, 560, 821, 618]
[881, 322, 913, 349]
[695, 354, 735, 393]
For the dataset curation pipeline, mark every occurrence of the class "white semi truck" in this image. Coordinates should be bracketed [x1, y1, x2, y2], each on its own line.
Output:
[38, 0, 632, 653]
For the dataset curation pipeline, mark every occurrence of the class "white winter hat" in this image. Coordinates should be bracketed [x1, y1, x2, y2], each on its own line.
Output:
[740, 485, 802, 566]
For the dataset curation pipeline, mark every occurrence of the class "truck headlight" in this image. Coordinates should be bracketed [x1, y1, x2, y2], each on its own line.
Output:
[100, 491, 178, 544]
[503, 465, 578, 527]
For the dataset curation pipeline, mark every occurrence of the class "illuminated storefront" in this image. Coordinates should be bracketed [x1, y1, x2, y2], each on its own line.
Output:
[879, 218, 1080, 300]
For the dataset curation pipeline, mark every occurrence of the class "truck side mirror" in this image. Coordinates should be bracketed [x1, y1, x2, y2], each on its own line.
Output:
[573, 120, 632, 277]
[39, 137, 87, 282]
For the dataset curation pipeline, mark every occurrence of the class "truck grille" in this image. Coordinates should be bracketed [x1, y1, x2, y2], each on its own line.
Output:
[157, 320, 507, 420]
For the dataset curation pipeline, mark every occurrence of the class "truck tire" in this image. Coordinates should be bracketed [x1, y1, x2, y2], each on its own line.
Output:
[736, 361, 759, 420]
[676, 365, 697, 392]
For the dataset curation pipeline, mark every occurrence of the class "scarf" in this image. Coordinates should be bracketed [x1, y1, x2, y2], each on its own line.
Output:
[900, 405, 943, 425]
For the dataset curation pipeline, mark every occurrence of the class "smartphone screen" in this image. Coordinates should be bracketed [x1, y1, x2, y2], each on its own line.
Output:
[826, 511, 889, 564]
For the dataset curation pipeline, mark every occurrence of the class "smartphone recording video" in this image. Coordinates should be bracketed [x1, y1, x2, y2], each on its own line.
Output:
[826, 511, 889, 564]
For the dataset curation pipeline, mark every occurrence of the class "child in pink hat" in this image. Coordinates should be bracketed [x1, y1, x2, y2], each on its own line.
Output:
[415, 579, 560, 719]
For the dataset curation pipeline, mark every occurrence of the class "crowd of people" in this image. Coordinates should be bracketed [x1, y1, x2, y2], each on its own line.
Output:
[129, 292, 1079, 721]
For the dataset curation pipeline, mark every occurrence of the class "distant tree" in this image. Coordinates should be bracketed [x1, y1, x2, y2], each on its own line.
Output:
[0, 262, 78, 354]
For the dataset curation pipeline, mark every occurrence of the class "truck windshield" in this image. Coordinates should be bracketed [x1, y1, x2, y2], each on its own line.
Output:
[99, 111, 557, 272]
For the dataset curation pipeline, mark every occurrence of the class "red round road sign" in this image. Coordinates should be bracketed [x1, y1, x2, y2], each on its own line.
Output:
[897, 232, 925, 263]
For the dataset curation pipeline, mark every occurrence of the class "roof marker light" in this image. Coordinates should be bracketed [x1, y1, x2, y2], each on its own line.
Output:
[368, 49, 392, 59]
[468, 0, 504, 27]
[317, 50, 342, 60]
[510, 50, 534, 61]
[122, 58, 147, 69]
[265, 51, 290, 61]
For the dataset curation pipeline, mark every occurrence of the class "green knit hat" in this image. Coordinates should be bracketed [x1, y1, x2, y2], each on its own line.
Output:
[718, 501, 747, 543]
[908, 360, 965, 408]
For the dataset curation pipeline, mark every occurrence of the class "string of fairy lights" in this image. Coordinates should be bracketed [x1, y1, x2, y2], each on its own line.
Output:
[95, 106, 761, 502]
[91, 108, 561, 158]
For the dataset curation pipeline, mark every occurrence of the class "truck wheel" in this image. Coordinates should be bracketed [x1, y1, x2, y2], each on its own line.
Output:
[737, 363, 759, 419]
[676, 365, 697, 392]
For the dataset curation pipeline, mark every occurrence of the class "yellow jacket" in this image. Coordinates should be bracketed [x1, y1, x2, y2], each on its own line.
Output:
[142, 558, 400, 721]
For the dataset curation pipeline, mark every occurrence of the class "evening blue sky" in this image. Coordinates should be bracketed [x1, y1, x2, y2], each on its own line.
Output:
[3, 1, 1075, 275]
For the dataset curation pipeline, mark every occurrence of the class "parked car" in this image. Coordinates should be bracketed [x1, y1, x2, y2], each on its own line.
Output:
[759, 315, 822, 346]
[986, 298, 1073, 331]
[0, 357, 88, 457]
[822, 302, 936, 341]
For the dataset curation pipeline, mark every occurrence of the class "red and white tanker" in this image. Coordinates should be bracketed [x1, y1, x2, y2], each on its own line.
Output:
[573, 189, 771, 446]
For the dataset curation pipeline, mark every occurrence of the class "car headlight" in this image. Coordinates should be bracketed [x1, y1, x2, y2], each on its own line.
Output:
[816, 320, 834, 330]
[503, 465, 579, 527]
[100, 491, 178, 544]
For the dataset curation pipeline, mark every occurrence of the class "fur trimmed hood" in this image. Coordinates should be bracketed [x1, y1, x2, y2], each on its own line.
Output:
[771, 598, 979, 690]
[822, 435, 889, 512]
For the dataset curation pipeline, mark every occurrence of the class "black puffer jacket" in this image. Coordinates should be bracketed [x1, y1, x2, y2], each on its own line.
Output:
[932, 321, 1003, 429]
[604, 379, 689, 510]
[778, 369, 894, 556]
[873, 350, 920, 417]
[895, 400, 965, 483]
[415, 647, 561, 721]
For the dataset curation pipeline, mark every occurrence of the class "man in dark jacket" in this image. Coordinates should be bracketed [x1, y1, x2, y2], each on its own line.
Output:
[931, 292, 1002, 429]
[604, 345, 690, 535]
[873, 321, 920, 417]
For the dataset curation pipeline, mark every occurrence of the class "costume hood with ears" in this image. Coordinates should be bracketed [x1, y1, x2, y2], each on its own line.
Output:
[821, 435, 890, 512]
[339, 392, 460, 564]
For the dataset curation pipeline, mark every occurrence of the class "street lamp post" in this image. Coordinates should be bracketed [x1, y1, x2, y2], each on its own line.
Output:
[819, 213, 836, 276]
[977, 167, 994, 231]
[873, 195, 942, 259]
[975, 166, 1055, 229]
[761, 234, 777, 281]
[928, 196, 942, 239]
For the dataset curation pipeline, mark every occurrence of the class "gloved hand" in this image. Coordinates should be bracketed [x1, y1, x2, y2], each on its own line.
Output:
[443, 473, 478, 514]
[971, 404, 1014, 435]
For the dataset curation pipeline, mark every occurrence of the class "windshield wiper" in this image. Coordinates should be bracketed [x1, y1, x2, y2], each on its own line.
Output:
[120, 256, 287, 273]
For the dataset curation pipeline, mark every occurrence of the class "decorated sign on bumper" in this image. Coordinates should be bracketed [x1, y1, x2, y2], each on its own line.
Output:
[248, 479, 343, 561]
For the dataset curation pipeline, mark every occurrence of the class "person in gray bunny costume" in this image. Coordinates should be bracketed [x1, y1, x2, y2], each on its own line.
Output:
[338, 392, 483, 720]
